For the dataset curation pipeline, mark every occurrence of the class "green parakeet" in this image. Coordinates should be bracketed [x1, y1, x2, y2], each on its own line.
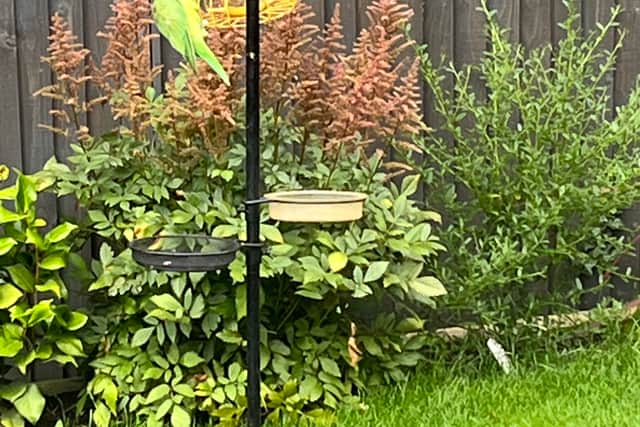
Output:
[153, 0, 230, 85]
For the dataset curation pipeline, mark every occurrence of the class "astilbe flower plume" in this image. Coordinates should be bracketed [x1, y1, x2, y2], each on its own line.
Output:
[260, 2, 318, 110]
[289, 0, 426, 158]
[157, 25, 245, 159]
[36, 0, 427, 169]
[35, 13, 96, 142]
[96, 0, 162, 137]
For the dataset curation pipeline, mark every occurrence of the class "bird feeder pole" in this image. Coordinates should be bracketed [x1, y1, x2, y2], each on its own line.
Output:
[244, 0, 262, 426]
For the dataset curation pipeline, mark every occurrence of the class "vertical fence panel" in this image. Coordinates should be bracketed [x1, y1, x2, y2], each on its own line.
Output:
[490, 0, 520, 44]
[0, 0, 22, 171]
[1, 4, 640, 369]
[454, 0, 486, 97]
[84, 0, 115, 136]
[15, 1, 55, 177]
[422, 0, 454, 208]
[615, 1, 640, 299]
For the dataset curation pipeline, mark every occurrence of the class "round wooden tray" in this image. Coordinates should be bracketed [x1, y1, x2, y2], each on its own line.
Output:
[264, 190, 367, 223]
[130, 235, 240, 272]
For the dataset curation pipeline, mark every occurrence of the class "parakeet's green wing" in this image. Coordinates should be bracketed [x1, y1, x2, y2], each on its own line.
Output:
[181, 0, 230, 85]
[153, 0, 189, 59]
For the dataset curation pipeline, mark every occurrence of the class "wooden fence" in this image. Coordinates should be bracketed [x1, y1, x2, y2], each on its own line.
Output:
[1, 0, 640, 382]
[3, 0, 640, 222]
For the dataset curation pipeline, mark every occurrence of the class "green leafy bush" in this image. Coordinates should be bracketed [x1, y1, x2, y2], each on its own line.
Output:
[398, 0, 640, 330]
[37, 0, 444, 425]
[0, 170, 87, 426]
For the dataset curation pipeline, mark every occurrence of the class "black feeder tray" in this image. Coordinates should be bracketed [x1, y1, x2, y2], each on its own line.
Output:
[130, 235, 241, 272]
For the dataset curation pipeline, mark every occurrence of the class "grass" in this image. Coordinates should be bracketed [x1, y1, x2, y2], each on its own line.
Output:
[104, 322, 640, 427]
[334, 325, 640, 427]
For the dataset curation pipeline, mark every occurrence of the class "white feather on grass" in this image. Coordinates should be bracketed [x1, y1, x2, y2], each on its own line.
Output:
[487, 337, 513, 374]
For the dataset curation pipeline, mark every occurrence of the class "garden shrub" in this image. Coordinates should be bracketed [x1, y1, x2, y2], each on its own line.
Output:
[0, 169, 87, 426]
[36, 0, 444, 425]
[397, 0, 640, 334]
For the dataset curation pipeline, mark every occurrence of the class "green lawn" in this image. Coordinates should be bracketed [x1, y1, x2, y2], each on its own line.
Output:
[335, 329, 640, 427]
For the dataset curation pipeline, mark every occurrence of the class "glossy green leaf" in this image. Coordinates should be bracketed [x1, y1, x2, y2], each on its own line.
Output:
[93, 402, 111, 427]
[25, 228, 44, 249]
[171, 405, 191, 427]
[15, 350, 36, 375]
[409, 276, 447, 298]
[150, 294, 182, 312]
[235, 284, 247, 321]
[155, 399, 173, 420]
[0, 184, 17, 200]
[0, 238, 18, 256]
[0, 206, 24, 224]
[299, 376, 323, 401]
[212, 224, 238, 238]
[262, 224, 284, 243]
[0, 324, 23, 357]
[45, 222, 78, 243]
[103, 379, 118, 413]
[0, 284, 23, 309]
[0, 409, 25, 427]
[174, 384, 195, 398]
[146, 384, 171, 404]
[180, 351, 204, 368]
[6, 265, 34, 293]
[188, 294, 205, 318]
[319, 357, 341, 378]
[40, 254, 66, 271]
[363, 261, 389, 283]
[15, 174, 37, 216]
[143, 367, 164, 380]
[13, 384, 45, 425]
[131, 327, 155, 347]
[55, 336, 85, 357]
[56, 308, 88, 331]
[0, 383, 27, 403]
[328, 251, 348, 273]
[35, 278, 63, 299]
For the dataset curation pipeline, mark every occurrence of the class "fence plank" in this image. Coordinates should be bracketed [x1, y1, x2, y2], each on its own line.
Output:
[16, 1, 55, 176]
[0, 0, 22, 170]
[520, 0, 552, 53]
[489, 0, 519, 44]
[84, 0, 114, 136]
[306, 0, 325, 28]
[614, 1, 640, 299]
[454, 0, 486, 95]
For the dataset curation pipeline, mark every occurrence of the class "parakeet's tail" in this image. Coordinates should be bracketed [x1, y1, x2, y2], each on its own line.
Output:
[195, 41, 230, 85]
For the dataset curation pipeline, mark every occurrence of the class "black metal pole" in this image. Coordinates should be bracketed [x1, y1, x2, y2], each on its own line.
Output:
[245, 0, 261, 426]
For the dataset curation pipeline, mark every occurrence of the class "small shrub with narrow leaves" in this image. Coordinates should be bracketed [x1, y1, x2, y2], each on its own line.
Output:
[396, 0, 640, 336]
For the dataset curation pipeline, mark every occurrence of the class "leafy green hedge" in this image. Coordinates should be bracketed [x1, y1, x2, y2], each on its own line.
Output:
[0, 172, 87, 426]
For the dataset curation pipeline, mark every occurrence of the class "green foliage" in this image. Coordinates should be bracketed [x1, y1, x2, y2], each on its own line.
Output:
[40, 72, 444, 425]
[0, 170, 87, 426]
[399, 0, 640, 329]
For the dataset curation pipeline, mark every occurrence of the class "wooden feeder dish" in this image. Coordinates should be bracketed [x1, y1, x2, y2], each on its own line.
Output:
[130, 235, 240, 272]
[203, 0, 298, 29]
[264, 190, 367, 223]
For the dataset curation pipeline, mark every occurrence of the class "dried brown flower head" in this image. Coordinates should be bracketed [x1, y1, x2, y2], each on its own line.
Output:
[96, 0, 162, 137]
[35, 13, 94, 142]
